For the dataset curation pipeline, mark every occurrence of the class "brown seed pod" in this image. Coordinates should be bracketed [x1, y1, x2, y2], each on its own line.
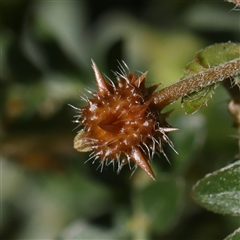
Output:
[72, 60, 178, 180]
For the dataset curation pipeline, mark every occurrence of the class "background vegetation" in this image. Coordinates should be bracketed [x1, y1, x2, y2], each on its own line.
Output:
[1, 0, 239, 239]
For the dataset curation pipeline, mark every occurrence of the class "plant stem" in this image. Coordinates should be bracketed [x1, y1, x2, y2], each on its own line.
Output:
[151, 58, 240, 110]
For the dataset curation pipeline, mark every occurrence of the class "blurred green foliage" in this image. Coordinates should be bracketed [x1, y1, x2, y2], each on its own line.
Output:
[1, 0, 239, 239]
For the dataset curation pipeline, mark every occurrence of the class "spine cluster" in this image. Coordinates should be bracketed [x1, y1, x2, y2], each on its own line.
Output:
[73, 60, 177, 180]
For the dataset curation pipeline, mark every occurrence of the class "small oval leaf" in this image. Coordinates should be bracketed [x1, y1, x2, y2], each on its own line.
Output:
[196, 42, 240, 68]
[192, 160, 240, 216]
[182, 43, 240, 78]
[183, 60, 205, 77]
[182, 83, 216, 114]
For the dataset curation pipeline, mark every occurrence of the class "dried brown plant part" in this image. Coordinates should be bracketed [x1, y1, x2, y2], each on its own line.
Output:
[73, 61, 178, 180]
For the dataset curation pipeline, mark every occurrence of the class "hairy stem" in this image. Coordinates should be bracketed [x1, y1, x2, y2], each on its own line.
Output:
[152, 58, 240, 110]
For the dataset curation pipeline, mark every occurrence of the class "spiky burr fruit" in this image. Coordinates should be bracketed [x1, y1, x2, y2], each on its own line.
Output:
[73, 60, 178, 180]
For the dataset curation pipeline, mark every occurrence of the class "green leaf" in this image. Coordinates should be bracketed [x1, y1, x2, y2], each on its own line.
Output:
[182, 43, 240, 78]
[196, 42, 240, 68]
[182, 83, 216, 114]
[192, 160, 240, 216]
[182, 60, 205, 77]
[224, 227, 240, 240]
